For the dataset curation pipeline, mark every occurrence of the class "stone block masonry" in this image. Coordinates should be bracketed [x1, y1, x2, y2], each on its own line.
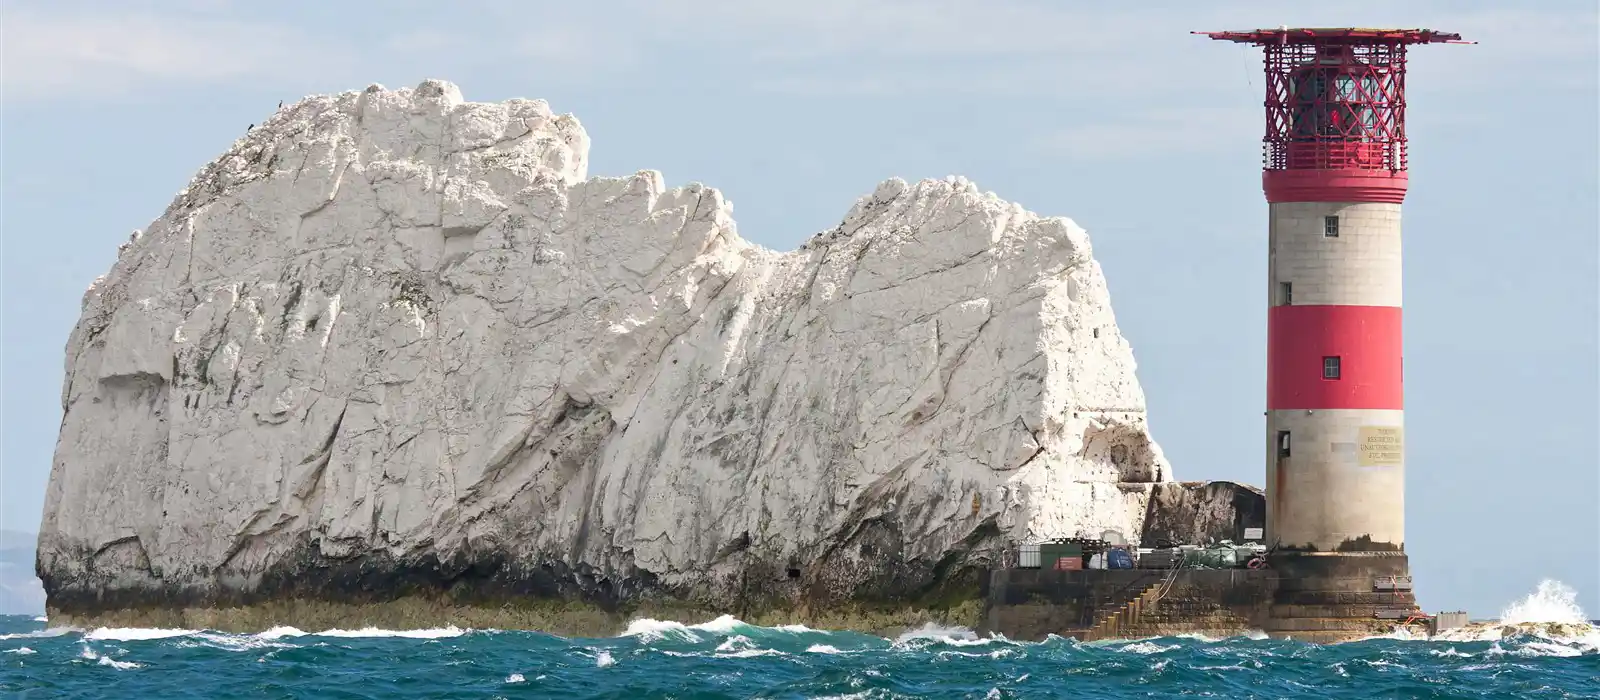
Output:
[980, 564, 1409, 643]
[1266, 200, 1406, 553]
[979, 568, 1277, 641]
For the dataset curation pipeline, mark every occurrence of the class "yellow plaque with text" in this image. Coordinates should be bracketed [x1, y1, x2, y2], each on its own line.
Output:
[1357, 426, 1404, 466]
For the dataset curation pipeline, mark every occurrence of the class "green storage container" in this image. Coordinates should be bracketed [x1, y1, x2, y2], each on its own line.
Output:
[1039, 542, 1084, 567]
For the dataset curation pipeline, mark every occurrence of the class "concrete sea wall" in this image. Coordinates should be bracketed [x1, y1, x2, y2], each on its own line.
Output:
[979, 568, 1276, 641]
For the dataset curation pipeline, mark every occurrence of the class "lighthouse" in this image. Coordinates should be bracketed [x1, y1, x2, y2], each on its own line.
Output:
[1199, 28, 1469, 639]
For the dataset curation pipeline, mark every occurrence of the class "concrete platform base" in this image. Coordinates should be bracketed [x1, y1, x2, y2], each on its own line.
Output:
[1262, 551, 1417, 642]
[980, 554, 1420, 643]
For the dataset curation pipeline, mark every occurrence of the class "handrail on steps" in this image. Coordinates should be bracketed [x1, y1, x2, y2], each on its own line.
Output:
[1080, 568, 1167, 628]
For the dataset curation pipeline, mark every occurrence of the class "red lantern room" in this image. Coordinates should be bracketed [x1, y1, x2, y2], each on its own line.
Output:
[1197, 28, 1470, 203]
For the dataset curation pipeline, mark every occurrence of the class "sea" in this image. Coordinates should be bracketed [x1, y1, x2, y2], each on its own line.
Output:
[2, 581, 1595, 699]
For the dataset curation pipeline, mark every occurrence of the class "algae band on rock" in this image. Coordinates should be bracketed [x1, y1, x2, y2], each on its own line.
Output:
[38, 79, 1194, 633]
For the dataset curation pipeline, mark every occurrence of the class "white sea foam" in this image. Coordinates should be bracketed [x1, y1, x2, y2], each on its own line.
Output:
[190, 632, 297, 652]
[1431, 579, 1597, 652]
[938, 648, 1014, 660]
[1510, 641, 1583, 658]
[313, 626, 464, 639]
[85, 627, 195, 641]
[892, 622, 988, 646]
[620, 618, 700, 643]
[596, 649, 616, 667]
[1431, 626, 1501, 643]
[505, 673, 526, 683]
[98, 656, 141, 670]
[1502, 580, 1588, 626]
[806, 644, 846, 654]
[3, 647, 36, 655]
[0, 627, 74, 641]
[714, 635, 755, 653]
[1117, 641, 1179, 655]
[716, 648, 783, 658]
[619, 614, 815, 642]
[612, 615, 843, 645]
[31, 616, 46, 623]
[690, 615, 745, 634]
[78, 645, 141, 669]
[77, 625, 469, 649]
[1370, 625, 1425, 641]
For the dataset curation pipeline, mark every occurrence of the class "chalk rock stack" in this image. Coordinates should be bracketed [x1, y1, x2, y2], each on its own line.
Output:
[39, 80, 1169, 619]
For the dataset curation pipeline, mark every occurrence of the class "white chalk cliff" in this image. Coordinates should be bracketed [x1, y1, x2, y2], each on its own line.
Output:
[39, 80, 1169, 613]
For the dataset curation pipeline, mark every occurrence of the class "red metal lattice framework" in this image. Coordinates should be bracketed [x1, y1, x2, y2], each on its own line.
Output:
[1197, 29, 1469, 172]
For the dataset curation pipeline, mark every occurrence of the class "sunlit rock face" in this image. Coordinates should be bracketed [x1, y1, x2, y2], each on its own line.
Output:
[38, 80, 1170, 618]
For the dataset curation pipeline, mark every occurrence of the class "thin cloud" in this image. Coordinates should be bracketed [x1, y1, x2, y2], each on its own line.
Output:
[384, 30, 464, 54]
[1039, 107, 1260, 160]
[0, 8, 351, 100]
[513, 26, 640, 71]
[2, 0, 1591, 105]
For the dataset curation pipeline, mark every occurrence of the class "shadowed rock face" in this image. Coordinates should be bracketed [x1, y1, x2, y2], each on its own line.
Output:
[39, 80, 1172, 624]
[1141, 481, 1267, 547]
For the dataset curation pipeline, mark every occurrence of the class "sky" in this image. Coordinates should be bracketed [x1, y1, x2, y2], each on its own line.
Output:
[1, 0, 1596, 618]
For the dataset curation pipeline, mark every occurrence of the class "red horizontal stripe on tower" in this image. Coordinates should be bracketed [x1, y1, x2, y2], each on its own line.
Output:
[1268, 305, 1403, 410]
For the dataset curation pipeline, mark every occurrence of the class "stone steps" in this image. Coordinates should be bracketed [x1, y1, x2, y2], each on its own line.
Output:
[1082, 581, 1164, 641]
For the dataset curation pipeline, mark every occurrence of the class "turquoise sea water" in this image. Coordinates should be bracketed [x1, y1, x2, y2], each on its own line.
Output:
[1, 612, 1596, 699]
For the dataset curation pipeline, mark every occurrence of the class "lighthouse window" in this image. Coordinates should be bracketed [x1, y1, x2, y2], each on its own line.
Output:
[1276, 431, 1291, 458]
[1324, 215, 1340, 237]
[1279, 282, 1293, 306]
[1323, 356, 1342, 380]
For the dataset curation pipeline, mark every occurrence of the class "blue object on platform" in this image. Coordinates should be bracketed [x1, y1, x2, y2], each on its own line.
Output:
[1108, 548, 1134, 569]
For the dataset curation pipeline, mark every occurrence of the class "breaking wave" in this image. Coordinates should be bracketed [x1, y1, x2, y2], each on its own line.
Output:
[1431, 578, 1598, 653]
[1, 582, 1593, 697]
[1503, 579, 1589, 625]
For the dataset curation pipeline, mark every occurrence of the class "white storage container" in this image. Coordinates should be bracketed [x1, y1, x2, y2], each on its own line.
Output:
[1018, 544, 1041, 569]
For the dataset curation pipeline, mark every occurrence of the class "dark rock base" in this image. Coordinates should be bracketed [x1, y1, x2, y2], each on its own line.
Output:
[39, 537, 993, 637]
[46, 595, 983, 638]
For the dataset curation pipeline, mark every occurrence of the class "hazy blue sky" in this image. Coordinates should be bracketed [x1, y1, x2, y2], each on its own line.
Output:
[2, 0, 1596, 617]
